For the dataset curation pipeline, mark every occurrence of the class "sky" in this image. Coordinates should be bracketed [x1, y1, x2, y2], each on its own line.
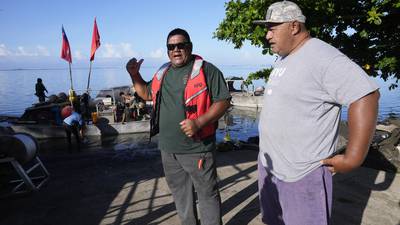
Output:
[0, 0, 275, 69]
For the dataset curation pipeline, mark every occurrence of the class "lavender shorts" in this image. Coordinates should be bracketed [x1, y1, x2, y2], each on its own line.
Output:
[258, 156, 332, 225]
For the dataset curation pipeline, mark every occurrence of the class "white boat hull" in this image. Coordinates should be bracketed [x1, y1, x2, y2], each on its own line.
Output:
[11, 120, 150, 139]
[230, 92, 264, 108]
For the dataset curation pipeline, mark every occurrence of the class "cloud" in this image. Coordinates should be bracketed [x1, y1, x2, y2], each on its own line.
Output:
[120, 43, 135, 56]
[102, 43, 121, 58]
[149, 48, 164, 59]
[0, 44, 12, 56]
[15, 46, 37, 56]
[0, 44, 51, 57]
[74, 50, 84, 60]
[36, 45, 50, 56]
[100, 42, 137, 58]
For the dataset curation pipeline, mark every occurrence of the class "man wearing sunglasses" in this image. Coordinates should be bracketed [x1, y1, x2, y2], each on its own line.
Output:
[126, 28, 230, 225]
[253, 1, 380, 225]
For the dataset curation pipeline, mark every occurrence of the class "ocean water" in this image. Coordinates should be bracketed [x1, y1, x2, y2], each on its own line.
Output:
[0, 65, 266, 116]
[0, 65, 399, 143]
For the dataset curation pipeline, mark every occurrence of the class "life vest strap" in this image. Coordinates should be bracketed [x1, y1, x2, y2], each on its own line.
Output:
[156, 62, 171, 80]
[185, 87, 208, 105]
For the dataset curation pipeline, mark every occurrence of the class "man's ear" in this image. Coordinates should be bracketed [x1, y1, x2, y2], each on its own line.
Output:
[188, 42, 193, 53]
[291, 21, 302, 35]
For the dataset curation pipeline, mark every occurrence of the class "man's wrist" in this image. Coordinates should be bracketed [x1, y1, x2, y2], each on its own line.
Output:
[193, 118, 203, 130]
[131, 72, 141, 83]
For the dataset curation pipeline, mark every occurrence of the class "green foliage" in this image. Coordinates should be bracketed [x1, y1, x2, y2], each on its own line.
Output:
[367, 7, 383, 25]
[214, 0, 269, 50]
[243, 68, 273, 87]
[215, 0, 400, 89]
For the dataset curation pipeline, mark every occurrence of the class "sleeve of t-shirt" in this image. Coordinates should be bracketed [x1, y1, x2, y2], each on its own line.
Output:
[203, 61, 231, 102]
[321, 55, 379, 106]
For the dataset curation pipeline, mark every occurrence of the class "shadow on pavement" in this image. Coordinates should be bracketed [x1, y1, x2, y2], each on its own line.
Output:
[0, 135, 263, 225]
[331, 150, 397, 225]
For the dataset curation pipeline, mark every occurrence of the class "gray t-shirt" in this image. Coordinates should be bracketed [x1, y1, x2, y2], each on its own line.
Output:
[259, 38, 379, 182]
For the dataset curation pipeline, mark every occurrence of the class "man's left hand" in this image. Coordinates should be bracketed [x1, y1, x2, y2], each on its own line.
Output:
[321, 154, 354, 174]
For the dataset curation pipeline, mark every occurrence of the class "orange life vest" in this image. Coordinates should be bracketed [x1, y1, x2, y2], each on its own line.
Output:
[151, 55, 216, 139]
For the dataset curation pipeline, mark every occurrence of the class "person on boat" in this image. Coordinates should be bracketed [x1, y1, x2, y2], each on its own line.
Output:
[131, 92, 147, 120]
[80, 92, 91, 124]
[126, 92, 144, 120]
[35, 78, 48, 103]
[63, 105, 84, 151]
[118, 91, 129, 123]
[253, 1, 380, 225]
[124, 92, 133, 106]
[126, 28, 231, 225]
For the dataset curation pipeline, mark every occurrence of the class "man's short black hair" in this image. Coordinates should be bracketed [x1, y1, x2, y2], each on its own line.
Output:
[166, 28, 191, 44]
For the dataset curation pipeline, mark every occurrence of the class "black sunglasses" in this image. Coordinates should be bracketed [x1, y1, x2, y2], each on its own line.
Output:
[167, 42, 191, 51]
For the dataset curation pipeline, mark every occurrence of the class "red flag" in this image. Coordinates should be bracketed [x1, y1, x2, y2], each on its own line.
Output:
[61, 26, 72, 63]
[90, 18, 101, 61]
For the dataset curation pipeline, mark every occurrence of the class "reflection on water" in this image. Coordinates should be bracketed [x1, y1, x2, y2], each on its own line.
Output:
[217, 107, 260, 143]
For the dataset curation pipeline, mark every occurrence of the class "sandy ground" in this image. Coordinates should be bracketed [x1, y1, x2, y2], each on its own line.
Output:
[0, 144, 400, 225]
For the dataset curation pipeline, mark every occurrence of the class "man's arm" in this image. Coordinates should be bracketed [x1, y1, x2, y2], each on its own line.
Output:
[180, 99, 230, 137]
[322, 90, 380, 173]
[126, 58, 152, 101]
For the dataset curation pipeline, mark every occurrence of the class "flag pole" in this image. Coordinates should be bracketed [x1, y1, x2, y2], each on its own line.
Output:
[69, 62, 73, 90]
[68, 62, 75, 106]
[86, 61, 92, 92]
[87, 17, 100, 94]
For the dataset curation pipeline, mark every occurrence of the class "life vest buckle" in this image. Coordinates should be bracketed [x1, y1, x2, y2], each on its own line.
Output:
[184, 105, 197, 113]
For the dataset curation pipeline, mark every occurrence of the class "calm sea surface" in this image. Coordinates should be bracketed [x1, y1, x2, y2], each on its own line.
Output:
[0, 65, 399, 143]
[0, 65, 267, 116]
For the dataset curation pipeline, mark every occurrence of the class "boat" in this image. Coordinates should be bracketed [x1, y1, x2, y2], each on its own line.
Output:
[6, 86, 151, 139]
[226, 77, 264, 109]
[230, 92, 264, 109]
[10, 117, 150, 139]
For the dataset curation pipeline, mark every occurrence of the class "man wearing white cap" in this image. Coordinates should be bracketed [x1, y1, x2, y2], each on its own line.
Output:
[254, 1, 380, 224]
